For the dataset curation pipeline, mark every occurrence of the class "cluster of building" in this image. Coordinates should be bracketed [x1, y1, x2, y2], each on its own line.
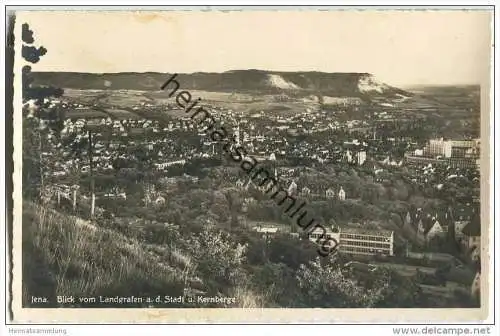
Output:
[401, 204, 481, 261]
[406, 138, 480, 169]
[41, 93, 483, 304]
[236, 174, 348, 201]
[54, 99, 427, 180]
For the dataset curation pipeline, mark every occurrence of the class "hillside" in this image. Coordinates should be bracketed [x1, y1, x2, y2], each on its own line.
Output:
[32, 70, 411, 99]
[22, 200, 276, 308]
[22, 202, 185, 308]
[22, 198, 443, 309]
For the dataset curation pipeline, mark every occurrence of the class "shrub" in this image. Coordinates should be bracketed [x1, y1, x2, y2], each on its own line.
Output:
[22, 202, 185, 307]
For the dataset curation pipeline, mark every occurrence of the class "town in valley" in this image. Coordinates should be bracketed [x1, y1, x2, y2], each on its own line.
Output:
[18, 10, 486, 310]
[23, 70, 482, 309]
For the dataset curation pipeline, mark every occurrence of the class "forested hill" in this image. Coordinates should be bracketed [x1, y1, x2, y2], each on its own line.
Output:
[32, 70, 411, 99]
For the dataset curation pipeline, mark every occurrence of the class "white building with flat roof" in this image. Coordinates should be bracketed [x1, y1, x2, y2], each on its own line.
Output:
[425, 138, 479, 159]
[308, 226, 394, 257]
[338, 227, 394, 256]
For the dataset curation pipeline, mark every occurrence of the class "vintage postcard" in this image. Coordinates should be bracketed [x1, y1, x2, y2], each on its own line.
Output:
[9, 8, 493, 323]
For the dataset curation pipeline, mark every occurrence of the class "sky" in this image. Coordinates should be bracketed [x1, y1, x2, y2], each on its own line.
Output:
[16, 10, 492, 87]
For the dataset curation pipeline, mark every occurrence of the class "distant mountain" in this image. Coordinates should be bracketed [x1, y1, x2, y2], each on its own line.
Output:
[32, 70, 412, 99]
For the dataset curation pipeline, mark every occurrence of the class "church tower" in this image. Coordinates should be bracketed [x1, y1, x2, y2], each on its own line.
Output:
[235, 124, 241, 146]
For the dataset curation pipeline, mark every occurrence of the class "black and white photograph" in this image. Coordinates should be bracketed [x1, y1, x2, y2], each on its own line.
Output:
[8, 8, 493, 323]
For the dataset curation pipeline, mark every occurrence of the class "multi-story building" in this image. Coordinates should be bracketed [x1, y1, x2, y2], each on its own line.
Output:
[449, 140, 479, 158]
[338, 227, 394, 256]
[426, 138, 449, 157]
[357, 151, 367, 165]
[307, 226, 394, 257]
[423, 138, 479, 160]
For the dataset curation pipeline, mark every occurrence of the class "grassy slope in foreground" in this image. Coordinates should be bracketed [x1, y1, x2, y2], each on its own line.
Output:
[22, 201, 186, 308]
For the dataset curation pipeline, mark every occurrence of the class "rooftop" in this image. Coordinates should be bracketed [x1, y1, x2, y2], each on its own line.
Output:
[252, 226, 279, 234]
[339, 227, 393, 238]
[461, 216, 481, 237]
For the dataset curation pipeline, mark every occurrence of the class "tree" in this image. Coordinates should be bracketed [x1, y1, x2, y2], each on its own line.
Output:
[22, 23, 64, 199]
[251, 262, 299, 307]
[373, 269, 426, 307]
[361, 183, 380, 203]
[186, 227, 247, 292]
[268, 235, 317, 269]
[210, 190, 231, 223]
[295, 258, 387, 308]
[328, 218, 337, 228]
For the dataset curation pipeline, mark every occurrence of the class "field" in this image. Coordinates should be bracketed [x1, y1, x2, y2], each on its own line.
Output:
[146, 90, 258, 103]
[61, 88, 319, 118]
[65, 107, 142, 120]
[103, 108, 142, 119]
[65, 108, 109, 119]
[63, 89, 151, 107]
[403, 85, 480, 111]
